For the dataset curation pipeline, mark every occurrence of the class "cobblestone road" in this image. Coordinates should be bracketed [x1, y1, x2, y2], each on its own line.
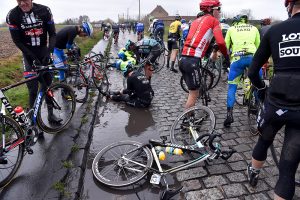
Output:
[148, 64, 300, 200]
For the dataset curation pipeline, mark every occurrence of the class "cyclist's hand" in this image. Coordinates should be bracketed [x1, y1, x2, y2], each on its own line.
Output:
[257, 82, 268, 102]
[223, 56, 231, 69]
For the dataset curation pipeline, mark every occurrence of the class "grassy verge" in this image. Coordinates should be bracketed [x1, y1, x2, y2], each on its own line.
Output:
[1, 29, 103, 108]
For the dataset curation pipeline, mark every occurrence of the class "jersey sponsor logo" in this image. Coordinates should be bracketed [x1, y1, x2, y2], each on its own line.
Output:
[25, 28, 44, 36]
[279, 33, 300, 58]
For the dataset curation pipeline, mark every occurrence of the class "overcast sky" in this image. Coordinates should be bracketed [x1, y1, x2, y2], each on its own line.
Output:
[1, 0, 288, 23]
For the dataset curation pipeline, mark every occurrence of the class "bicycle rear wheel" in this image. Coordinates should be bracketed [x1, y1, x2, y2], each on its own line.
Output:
[66, 65, 89, 103]
[0, 115, 24, 187]
[170, 106, 216, 148]
[92, 141, 153, 187]
[270, 130, 300, 186]
[153, 52, 165, 73]
[37, 83, 76, 134]
[208, 58, 221, 89]
[247, 87, 260, 135]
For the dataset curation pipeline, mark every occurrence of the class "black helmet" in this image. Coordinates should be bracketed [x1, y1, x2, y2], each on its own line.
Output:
[175, 14, 181, 20]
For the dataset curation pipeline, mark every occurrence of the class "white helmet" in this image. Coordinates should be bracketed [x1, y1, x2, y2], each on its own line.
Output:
[153, 19, 158, 23]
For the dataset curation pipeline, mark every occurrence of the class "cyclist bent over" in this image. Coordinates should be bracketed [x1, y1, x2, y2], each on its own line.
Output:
[6, 0, 62, 124]
[179, 0, 230, 110]
[247, 1, 300, 199]
[53, 22, 93, 81]
[223, 14, 260, 127]
[112, 23, 120, 44]
[136, 22, 144, 41]
[124, 39, 161, 82]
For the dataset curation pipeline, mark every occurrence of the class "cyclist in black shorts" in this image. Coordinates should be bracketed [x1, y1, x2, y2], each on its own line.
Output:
[247, 1, 300, 199]
[108, 63, 154, 108]
[6, 0, 61, 124]
[111, 23, 120, 44]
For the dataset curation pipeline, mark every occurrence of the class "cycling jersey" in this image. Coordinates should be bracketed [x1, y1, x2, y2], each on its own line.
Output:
[112, 24, 120, 33]
[136, 39, 159, 54]
[182, 14, 228, 58]
[181, 23, 189, 40]
[55, 26, 78, 49]
[6, 3, 56, 60]
[168, 20, 181, 39]
[249, 13, 300, 110]
[225, 22, 260, 60]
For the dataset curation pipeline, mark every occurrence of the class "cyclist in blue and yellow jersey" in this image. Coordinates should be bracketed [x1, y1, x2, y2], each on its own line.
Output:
[6, 0, 63, 124]
[113, 47, 137, 72]
[223, 14, 260, 127]
[124, 39, 161, 81]
[53, 22, 93, 82]
[167, 14, 182, 73]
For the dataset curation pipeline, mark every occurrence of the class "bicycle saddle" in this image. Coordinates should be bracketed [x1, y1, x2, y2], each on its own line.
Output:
[160, 186, 183, 200]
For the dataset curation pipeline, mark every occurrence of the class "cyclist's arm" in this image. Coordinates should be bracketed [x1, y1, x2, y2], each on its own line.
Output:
[224, 28, 232, 50]
[66, 30, 77, 50]
[213, 21, 229, 57]
[6, 14, 37, 60]
[248, 30, 271, 89]
[45, 6, 56, 53]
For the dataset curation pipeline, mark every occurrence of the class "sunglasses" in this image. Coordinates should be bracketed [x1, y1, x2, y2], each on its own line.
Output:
[212, 6, 221, 11]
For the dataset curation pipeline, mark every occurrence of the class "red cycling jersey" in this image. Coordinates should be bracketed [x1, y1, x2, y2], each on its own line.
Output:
[182, 14, 228, 58]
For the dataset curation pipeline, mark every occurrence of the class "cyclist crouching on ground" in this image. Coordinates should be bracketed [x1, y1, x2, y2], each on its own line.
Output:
[247, 1, 300, 199]
[107, 63, 154, 108]
[179, 0, 230, 110]
[6, 0, 62, 124]
[53, 22, 93, 82]
[223, 14, 260, 127]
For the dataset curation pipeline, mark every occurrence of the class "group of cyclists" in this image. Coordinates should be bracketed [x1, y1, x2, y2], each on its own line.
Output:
[5, 0, 300, 199]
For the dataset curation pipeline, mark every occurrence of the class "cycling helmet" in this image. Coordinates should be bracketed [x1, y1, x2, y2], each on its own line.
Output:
[238, 14, 248, 23]
[197, 11, 205, 18]
[125, 40, 135, 51]
[181, 19, 186, 24]
[122, 63, 134, 77]
[82, 22, 93, 37]
[200, 0, 221, 12]
[285, 0, 299, 17]
[153, 19, 158, 23]
[261, 18, 271, 26]
[232, 15, 240, 25]
[175, 14, 181, 20]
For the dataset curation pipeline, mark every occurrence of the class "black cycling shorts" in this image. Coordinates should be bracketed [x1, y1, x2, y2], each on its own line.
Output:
[167, 38, 178, 51]
[179, 56, 201, 90]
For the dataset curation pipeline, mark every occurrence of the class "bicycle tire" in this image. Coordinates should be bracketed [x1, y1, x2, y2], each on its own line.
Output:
[153, 53, 165, 73]
[247, 86, 259, 136]
[66, 65, 89, 103]
[170, 106, 216, 148]
[92, 67, 109, 94]
[92, 141, 153, 187]
[180, 68, 214, 93]
[37, 83, 76, 134]
[208, 58, 222, 89]
[0, 115, 25, 188]
[270, 134, 300, 186]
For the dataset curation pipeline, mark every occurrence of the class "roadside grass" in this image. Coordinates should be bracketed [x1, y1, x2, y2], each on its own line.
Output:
[0, 29, 103, 109]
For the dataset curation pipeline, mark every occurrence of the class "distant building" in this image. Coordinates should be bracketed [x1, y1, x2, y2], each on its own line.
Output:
[147, 5, 196, 26]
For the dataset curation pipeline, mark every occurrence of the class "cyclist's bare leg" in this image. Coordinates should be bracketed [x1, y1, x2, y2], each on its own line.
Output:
[185, 90, 199, 109]
[144, 64, 153, 81]
[274, 194, 285, 200]
[170, 49, 178, 72]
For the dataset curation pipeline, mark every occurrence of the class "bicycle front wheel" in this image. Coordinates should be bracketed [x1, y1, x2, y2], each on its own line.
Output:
[153, 53, 165, 73]
[247, 87, 260, 136]
[92, 141, 153, 187]
[37, 83, 76, 134]
[170, 106, 216, 148]
[0, 115, 24, 187]
[92, 67, 109, 94]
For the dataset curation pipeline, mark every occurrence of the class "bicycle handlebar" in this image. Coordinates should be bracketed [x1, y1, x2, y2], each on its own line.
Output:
[196, 133, 236, 160]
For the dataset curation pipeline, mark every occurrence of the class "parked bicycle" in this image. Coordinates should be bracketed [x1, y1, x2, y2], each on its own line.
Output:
[0, 64, 76, 187]
[66, 51, 110, 103]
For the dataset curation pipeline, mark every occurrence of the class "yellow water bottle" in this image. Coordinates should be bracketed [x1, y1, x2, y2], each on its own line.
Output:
[244, 78, 251, 93]
[173, 148, 184, 155]
[158, 151, 166, 161]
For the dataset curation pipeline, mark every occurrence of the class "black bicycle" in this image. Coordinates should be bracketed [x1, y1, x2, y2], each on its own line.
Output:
[0, 65, 76, 187]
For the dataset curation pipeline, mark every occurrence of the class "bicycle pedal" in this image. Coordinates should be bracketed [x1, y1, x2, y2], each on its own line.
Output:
[0, 157, 8, 164]
[26, 147, 34, 154]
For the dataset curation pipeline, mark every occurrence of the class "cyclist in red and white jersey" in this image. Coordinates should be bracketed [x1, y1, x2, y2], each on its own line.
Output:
[179, 0, 230, 109]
